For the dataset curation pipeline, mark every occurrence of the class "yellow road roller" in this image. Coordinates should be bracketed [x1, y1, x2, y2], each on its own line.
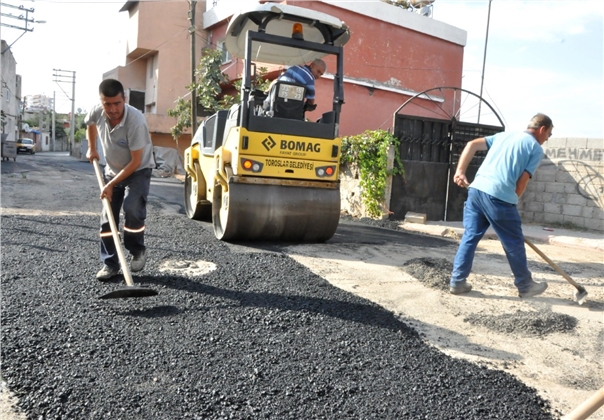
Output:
[183, 3, 350, 241]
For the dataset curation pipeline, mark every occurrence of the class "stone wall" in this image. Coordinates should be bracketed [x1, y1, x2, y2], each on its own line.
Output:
[518, 138, 604, 232]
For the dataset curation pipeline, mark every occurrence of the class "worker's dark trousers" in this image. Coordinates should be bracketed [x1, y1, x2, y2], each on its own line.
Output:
[99, 168, 152, 270]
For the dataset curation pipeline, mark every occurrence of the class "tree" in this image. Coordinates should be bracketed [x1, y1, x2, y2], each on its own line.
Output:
[167, 48, 230, 140]
[73, 112, 87, 143]
[54, 124, 67, 139]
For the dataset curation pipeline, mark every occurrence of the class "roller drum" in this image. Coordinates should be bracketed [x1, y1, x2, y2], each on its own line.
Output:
[213, 182, 340, 242]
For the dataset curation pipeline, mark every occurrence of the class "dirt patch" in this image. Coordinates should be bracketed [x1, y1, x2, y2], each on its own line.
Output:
[401, 258, 580, 337]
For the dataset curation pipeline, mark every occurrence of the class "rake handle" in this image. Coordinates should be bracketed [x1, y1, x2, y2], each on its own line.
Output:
[562, 384, 604, 420]
[524, 237, 584, 292]
[92, 159, 135, 287]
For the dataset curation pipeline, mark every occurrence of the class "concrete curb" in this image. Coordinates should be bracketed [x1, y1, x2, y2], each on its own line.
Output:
[399, 221, 604, 253]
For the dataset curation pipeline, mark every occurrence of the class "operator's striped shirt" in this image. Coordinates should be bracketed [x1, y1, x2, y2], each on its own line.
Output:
[278, 65, 315, 100]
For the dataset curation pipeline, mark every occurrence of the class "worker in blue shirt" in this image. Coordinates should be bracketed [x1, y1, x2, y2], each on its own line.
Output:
[449, 113, 554, 299]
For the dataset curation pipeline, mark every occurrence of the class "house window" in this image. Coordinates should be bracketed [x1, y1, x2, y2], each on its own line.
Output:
[148, 54, 155, 79]
[130, 90, 145, 112]
[217, 41, 231, 64]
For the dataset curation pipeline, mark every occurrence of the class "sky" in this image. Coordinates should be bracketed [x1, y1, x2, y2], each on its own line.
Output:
[2, 0, 603, 138]
[432, 0, 603, 138]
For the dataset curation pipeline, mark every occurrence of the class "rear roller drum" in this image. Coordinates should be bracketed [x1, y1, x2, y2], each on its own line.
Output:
[184, 162, 211, 221]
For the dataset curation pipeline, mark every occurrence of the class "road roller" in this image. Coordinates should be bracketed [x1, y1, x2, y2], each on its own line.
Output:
[183, 3, 350, 242]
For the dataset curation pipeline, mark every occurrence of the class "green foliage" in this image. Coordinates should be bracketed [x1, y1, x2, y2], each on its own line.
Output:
[194, 48, 232, 112]
[54, 124, 67, 139]
[168, 47, 271, 140]
[70, 112, 87, 143]
[340, 129, 404, 218]
[167, 97, 192, 140]
[22, 118, 38, 128]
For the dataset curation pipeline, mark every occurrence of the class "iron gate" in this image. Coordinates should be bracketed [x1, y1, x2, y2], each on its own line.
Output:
[390, 114, 503, 222]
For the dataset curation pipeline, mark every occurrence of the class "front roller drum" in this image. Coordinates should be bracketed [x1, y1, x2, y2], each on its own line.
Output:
[212, 182, 340, 242]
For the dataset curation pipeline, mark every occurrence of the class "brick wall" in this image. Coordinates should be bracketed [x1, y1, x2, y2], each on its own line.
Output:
[518, 138, 604, 233]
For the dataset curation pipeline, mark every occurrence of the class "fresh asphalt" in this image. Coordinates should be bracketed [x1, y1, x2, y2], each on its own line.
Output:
[1, 152, 557, 419]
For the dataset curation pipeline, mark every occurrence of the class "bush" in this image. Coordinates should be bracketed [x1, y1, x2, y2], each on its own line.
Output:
[340, 129, 404, 218]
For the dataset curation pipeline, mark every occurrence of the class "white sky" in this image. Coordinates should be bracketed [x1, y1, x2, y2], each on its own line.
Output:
[3, 0, 603, 138]
[433, 0, 603, 138]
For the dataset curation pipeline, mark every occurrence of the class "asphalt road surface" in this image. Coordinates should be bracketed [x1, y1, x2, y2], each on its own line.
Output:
[1, 152, 558, 419]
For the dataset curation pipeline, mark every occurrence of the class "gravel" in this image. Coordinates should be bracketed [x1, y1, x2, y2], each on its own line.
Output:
[1, 209, 557, 419]
[401, 257, 452, 292]
[464, 311, 578, 336]
[399, 255, 578, 338]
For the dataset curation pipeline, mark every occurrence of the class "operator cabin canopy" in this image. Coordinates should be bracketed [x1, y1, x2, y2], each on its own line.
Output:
[224, 3, 350, 66]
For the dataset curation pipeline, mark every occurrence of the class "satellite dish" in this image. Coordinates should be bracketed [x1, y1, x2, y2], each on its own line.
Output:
[22, 123, 31, 132]
[418, 5, 433, 17]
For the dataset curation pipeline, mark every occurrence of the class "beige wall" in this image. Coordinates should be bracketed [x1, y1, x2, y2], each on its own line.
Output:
[152, 132, 190, 157]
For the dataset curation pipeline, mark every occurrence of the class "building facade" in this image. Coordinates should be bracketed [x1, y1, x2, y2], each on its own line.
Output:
[1, 40, 22, 142]
[24, 94, 53, 111]
[104, 0, 207, 156]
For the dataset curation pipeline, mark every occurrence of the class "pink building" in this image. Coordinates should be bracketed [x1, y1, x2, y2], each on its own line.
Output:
[106, 1, 206, 155]
[108, 0, 465, 154]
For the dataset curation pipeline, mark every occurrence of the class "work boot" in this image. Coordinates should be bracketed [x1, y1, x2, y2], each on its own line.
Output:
[131, 249, 147, 272]
[518, 280, 548, 298]
[96, 265, 120, 281]
[449, 282, 472, 295]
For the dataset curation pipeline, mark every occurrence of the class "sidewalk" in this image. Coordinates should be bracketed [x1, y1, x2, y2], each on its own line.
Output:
[399, 220, 604, 252]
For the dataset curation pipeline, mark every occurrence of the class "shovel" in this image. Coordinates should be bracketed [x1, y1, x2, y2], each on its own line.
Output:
[460, 184, 587, 305]
[524, 237, 588, 305]
[93, 159, 158, 299]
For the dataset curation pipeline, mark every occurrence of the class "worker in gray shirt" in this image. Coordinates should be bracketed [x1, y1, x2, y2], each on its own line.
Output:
[85, 79, 155, 280]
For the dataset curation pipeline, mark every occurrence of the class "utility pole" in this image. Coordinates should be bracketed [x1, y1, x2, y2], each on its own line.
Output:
[188, 1, 198, 135]
[52, 92, 56, 151]
[477, 0, 493, 124]
[53, 69, 76, 154]
[0, 2, 46, 53]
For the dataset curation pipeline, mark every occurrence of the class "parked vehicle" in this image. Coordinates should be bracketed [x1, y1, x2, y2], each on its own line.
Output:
[17, 138, 35, 154]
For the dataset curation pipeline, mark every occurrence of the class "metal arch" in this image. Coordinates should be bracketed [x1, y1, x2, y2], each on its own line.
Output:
[391, 86, 505, 130]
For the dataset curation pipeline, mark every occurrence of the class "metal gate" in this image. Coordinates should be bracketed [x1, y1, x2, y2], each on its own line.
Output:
[389, 115, 503, 222]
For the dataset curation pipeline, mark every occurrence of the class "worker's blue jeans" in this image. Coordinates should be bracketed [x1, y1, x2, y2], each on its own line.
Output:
[99, 168, 151, 269]
[450, 188, 533, 292]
